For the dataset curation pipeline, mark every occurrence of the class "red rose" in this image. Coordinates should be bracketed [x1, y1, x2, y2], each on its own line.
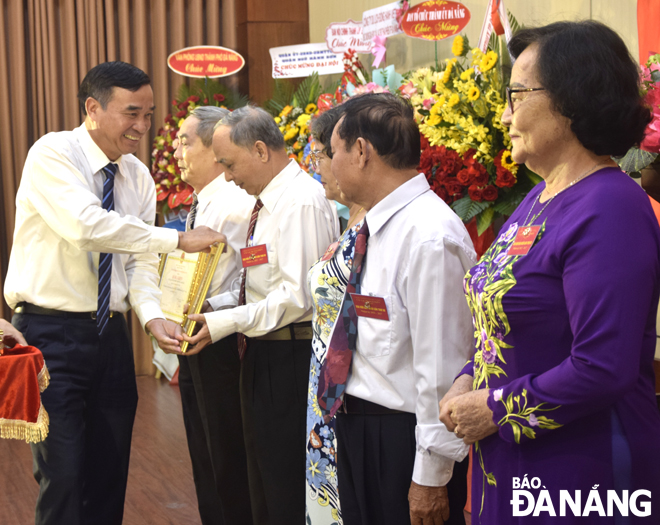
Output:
[495, 170, 516, 188]
[213, 93, 226, 102]
[446, 180, 463, 196]
[203, 98, 209, 104]
[188, 95, 200, 102]
[482, 185, 499, 201]
[468, 185, 484, 201]
[176, 110, 187, 118]
[456, 168, 473, 186]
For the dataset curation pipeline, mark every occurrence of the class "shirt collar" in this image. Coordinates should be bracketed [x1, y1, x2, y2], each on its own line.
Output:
[366, 173, 431, 236]
[257, 159, 303, 213]
[73, 123, 127, 178]
[195, 173, 229, 214]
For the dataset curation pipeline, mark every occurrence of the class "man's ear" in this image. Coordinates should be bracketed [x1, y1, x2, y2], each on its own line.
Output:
[85, 97, 101, 122]
[356, 137, 371, 169]
[254, 141, 270, 163]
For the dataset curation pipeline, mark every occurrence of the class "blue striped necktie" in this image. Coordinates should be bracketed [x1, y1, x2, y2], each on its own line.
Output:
[97, 162, 118, 335]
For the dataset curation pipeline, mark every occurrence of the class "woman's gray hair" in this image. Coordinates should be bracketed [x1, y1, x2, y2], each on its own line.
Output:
[190, 106, 230, 147]
[215, 105, 285, 151]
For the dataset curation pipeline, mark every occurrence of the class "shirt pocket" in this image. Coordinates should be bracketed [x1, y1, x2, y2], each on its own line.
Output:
[355, 291, 392, 358]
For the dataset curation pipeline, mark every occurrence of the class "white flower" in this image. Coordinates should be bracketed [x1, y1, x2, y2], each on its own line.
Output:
[493, 388, 504, 402]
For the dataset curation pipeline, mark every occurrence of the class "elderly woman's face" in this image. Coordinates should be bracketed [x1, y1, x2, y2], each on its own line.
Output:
[501, 44, 573, 172]
[311, 145, 343, 202]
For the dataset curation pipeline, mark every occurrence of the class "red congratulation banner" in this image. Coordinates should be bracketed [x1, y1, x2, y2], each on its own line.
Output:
[401, 0, 471, 41]
[167, 45, 245, 78]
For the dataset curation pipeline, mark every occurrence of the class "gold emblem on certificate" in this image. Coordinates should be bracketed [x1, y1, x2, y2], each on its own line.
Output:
[157, 243, 224, 353]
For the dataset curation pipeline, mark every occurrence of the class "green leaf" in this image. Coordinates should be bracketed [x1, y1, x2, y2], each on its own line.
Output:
[451, 196, 491, 222]
[264, 79, 295, 116]
[292, 72, 322, 108]
[521, 426, 536, 439]
[476, 206, 495, 235]
[486, 472, 497, 487]
[615, 148, 658, 174]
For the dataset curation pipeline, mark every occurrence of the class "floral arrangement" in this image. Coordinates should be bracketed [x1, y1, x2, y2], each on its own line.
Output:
[151, 79, 248, 215]
[406, 35, 539, 234]
[617, 53, 660, 176]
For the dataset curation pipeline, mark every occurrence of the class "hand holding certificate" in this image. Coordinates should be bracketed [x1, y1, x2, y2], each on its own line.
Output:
[158, 242, 225, 353]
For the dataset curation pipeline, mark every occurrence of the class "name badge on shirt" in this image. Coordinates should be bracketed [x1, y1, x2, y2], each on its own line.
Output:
[241, 244, 269, 268]
[350, 294, 390, 321]
[321, 241, 340, 262]
[507, 225, 541, 256]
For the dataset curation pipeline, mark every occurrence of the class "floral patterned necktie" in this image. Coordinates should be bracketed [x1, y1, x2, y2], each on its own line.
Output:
[317, 220, 369, 422]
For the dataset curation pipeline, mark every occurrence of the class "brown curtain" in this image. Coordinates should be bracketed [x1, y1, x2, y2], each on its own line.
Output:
[0, 0, 234, 374]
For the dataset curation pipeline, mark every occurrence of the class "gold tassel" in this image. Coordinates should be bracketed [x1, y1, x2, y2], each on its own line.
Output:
[0, 404, 50, 443]
[37, 363, 50, 393]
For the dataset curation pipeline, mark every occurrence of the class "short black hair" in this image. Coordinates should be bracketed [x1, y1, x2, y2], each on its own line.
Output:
[508, 21, 651, 156]
[77, 61, 151, 116]
[311, 106, 346, 157]
[334, 93, 420, 169]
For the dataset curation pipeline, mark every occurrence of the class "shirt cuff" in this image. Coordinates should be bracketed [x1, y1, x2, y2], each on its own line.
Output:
[205, 310, 238, 343]
[207, 291, 239, 311]
[412, 423, 470, 486]
[149, 226, 179, 254]
[133, 302, 166, 329]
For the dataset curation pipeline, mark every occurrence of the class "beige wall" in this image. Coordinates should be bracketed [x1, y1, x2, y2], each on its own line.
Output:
[309, 0, 639, 84]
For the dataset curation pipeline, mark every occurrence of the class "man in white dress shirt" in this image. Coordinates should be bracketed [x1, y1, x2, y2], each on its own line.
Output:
[171, 106, 254, 525]
[4, 61, 224, 525]
[328, 93, 475, 525]
[182, 106, 339, 525]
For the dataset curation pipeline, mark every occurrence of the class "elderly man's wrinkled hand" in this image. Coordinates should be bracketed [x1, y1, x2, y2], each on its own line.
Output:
[180, 313, 212, 355]
[409, 481, 450, 525]
[449, 389, 499, 445]
[439, 373, 473, 432]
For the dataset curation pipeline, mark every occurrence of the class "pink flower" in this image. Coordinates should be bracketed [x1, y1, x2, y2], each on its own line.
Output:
[399, 81, 417, 99]
[529, 414, 539, 427]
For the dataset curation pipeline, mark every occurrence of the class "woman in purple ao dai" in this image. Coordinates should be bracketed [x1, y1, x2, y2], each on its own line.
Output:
[439, 21, 660, 524]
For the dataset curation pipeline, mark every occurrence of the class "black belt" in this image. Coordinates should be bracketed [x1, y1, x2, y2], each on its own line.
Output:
[15, 302, 118, 321]
[340, 394, 405, 415]
[253, 322, 313, 341]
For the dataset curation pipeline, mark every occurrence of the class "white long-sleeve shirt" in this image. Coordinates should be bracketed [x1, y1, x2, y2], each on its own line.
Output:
[4, 123, 179, 327]
[346, 173, 476, 487]
[205, 160, 339, 342]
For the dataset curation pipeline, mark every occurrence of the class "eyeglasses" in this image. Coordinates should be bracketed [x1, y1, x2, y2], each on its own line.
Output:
[506, 87, 546, 113]
[309, 149, 326, 171]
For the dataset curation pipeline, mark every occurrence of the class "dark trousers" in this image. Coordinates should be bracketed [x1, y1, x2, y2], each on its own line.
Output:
[240, 337, 311, 525]
[13, 312, 138, 525]
[178, 335, 252, 525]
[336, 410, 468, 525]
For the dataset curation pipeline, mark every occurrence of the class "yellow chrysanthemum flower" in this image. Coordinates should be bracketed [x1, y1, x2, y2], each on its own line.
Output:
[448, 93, 460, 107]
[468, 86, 480, 101]
[283, 126, 299, 141]
[274, 117, 281, 124]
[451, 35, 464, 57]
[296, 113, 312, 128]
[480, 51, 498, 72]
[280, 105, 293, 117]
[427, 114, 441, 127]
[460, 69, 474, 81]
[305, 103, 317, 114]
